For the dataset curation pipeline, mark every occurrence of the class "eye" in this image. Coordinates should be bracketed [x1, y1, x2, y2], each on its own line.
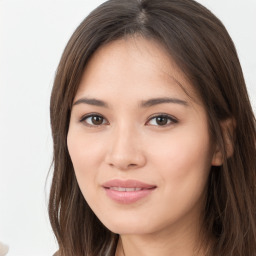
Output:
[146, 114, 177, 126]
[80, 114, 108, 127]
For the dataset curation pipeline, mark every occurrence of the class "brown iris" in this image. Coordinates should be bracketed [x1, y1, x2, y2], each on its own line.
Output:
[155, 116, 168, 126]
[91, 115, 104, 125]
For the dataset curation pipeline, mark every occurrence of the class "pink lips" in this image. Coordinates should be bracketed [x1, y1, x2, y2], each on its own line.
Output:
[102, 179, 156, 204]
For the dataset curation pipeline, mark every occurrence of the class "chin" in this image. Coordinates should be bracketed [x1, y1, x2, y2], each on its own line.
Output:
[106, 225, 150, 235]
[98, 214, 160, 235]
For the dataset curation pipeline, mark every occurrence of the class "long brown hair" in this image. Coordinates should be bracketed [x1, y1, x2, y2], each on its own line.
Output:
[49, 0, 256, 255]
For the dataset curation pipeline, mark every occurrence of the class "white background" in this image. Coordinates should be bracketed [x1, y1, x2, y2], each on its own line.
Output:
[0, 0, 255, 255]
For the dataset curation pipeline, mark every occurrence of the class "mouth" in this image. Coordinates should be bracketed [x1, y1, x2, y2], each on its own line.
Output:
[102, 179, 156, 204]
[108, 187, 145, 192]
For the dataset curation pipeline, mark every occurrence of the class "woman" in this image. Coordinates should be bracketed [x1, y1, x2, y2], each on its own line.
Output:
[49, 0, 256, 255]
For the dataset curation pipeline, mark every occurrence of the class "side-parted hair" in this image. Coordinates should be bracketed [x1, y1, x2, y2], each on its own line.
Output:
[49, 0, 256, 255]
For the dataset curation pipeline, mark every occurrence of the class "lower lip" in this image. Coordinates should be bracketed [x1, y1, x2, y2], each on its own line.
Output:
[104, 188, 155, 204]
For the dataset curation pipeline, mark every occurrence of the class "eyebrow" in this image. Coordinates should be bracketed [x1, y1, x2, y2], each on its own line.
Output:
[140, 97, 188, 107]
[73, 98, 109, 108]
[72, 97, 188, 108]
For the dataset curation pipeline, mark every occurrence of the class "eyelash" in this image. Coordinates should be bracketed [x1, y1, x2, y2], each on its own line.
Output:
[146, 114, 178, 126]
[80, 113, 109, 127]
[79, 113, 178, 127]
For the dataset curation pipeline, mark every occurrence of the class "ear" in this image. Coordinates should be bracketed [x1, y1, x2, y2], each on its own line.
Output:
[211, 118, 235, 166]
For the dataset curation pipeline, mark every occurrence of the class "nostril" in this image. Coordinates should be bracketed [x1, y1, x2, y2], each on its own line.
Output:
[108, 162, 138, 170]
[128, 163, 137, 167]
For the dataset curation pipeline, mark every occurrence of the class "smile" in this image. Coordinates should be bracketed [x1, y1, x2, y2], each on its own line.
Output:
[102, 179, 156, 204]
[109, 187, 143, 191]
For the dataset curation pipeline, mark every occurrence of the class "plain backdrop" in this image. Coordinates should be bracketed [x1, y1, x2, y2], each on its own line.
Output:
[0, 0, 255, 255]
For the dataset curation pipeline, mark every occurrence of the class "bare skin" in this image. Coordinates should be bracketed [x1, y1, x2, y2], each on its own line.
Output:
[68, 36, 222, 256]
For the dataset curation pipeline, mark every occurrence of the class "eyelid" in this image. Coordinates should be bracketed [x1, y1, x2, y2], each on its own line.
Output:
[146, 113, 178, 126]
[79, 113, 109, 127]
[78, 112, 178, 127]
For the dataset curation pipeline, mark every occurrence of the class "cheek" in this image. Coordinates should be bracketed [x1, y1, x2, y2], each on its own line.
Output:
[67, 130, 105, 192]
[143, 127, 212, 225]
[67, 126, 107, 167]
[67, 131, 114, 220]
[162, 118, 211, 163]
[148, 124, 213, 194]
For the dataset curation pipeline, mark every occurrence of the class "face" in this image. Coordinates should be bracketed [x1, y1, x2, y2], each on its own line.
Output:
[67, 37, 219, 236]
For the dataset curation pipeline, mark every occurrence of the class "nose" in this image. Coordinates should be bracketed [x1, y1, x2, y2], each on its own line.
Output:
[105, 125, 146, 171]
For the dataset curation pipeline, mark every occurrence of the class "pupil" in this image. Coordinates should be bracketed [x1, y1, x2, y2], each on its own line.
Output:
[156, 116, 167, 125]
[92, 116, 103, 125]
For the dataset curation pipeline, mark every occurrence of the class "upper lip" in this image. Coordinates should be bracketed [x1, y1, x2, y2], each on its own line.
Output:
[102, 179, 156, 189]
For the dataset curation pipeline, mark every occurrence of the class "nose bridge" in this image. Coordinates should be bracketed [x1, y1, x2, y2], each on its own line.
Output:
[106, 121, 146, 170]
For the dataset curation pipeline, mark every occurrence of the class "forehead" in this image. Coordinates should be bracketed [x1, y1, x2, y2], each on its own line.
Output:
[75, 36, 199, 104]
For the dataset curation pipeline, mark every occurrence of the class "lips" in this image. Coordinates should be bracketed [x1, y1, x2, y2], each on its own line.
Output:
[102, 179, 156, 204]
[110, 187, 143, 192]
